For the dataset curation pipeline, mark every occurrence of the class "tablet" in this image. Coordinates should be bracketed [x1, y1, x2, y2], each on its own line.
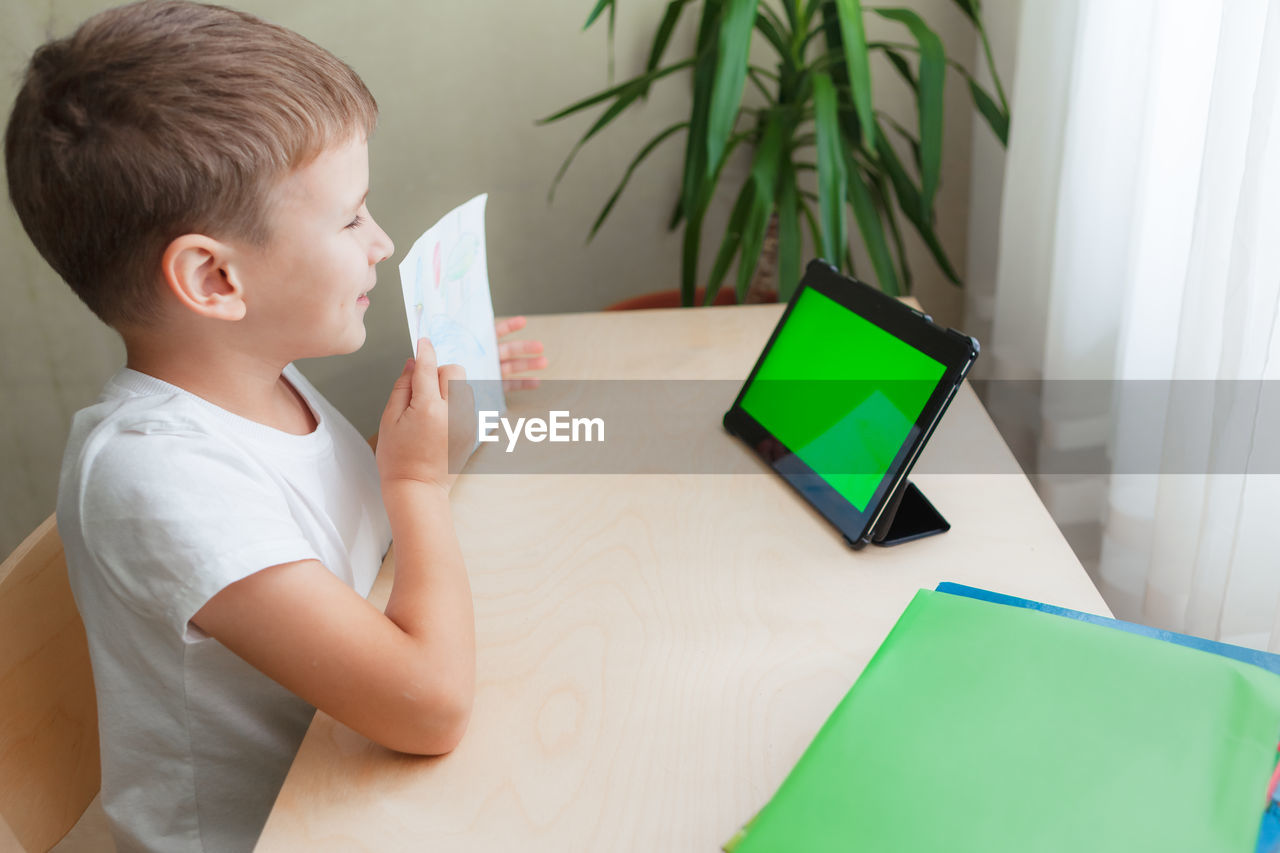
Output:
[723, 260, 979, 549]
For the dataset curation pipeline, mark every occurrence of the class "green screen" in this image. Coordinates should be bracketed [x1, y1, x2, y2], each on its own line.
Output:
[741, 287, 946, 511]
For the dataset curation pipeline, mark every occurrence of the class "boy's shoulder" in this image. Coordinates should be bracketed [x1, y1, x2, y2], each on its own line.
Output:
[64, 369, 231, 476]
[59, 364, 355, 527]
[56, 366, 348, 602]
[60, 368, 286, 520]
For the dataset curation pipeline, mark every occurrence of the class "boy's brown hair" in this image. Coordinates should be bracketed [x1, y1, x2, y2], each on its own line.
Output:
[4, 0, 378, 328]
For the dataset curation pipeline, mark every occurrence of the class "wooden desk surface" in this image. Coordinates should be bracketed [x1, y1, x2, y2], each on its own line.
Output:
[257, 304, 1107, 852]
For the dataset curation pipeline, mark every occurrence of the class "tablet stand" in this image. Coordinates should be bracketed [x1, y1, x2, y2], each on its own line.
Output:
[868, 480, 950, 547]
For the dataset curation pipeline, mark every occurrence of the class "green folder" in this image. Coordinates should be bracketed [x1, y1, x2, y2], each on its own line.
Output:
[726, 589, 1280, 853]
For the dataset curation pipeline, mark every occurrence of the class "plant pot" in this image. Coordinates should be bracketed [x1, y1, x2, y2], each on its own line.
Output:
[606, 218, 782, 311]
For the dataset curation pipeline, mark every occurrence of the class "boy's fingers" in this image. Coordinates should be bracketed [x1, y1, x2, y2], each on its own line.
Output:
[383, 358, 415, 417]
[437, 364, 466, 400]
[501, 356, 549, 377]
[494, 316, 527, 337]
[498, 339, 544, 360]
[412, 338, 441, 402]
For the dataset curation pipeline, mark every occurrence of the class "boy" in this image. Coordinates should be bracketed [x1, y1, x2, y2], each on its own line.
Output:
[4, 2, 544, 850]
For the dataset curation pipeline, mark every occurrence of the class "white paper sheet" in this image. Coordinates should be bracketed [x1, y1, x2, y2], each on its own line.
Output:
[398, 193, 505, 413]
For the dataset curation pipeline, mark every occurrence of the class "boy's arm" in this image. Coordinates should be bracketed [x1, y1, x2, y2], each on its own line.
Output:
[193, 339, 475, 755]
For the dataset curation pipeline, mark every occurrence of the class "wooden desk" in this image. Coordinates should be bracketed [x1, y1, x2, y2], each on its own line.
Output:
[257, 304, 1107, 851]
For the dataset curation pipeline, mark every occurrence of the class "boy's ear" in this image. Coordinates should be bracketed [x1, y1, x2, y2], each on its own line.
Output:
[161, 234, 246, 321]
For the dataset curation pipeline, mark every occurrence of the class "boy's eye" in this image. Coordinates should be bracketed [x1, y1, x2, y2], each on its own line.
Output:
[346, 215, 365, 230]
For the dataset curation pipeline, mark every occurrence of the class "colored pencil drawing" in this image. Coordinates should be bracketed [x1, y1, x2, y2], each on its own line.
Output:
[446, 233, 479, 283]
[398, 193, 505, 412]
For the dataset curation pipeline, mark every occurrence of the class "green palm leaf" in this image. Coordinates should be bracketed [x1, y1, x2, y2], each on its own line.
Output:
[832, 0, 875, 149]
[874, 124, 959, 284]
[846, 149, 900, 295]
[776, 158, 803, 299]
[879, 110, 922, 169]
[583, 0, 613, 29]
[879, 46, 917, 93]
[706, 180, 756, 302]
[872, 8, 944, 217]
[706, 0, 760, 173]
[754, 10, 790, 59]
[538, 59, 695, 125]
[949, 0, 978, 25]
[680, 1, 728, 304]
[646, 0, 694, 76]
[547, 88, 643, 203]
[683, 0, 760, 305]
[703, 117, 789, 303]
[870, 169, 911, 293]
[734, 117, 787, 301]
[968, 77, 1009, 145]
[868, 40, 1007, 147]
[812, 71, 848, 270]
[799, 197, 824, 260]
[779, 0, 800, 33]
[589, 122, 689, 239]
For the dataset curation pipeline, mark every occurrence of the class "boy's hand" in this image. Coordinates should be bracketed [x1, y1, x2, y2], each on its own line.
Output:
[377, 337, 472, 493]
[495, 316, 547, 391]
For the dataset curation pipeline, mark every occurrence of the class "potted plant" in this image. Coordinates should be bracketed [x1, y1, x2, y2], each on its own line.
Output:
[541, 0, 1009, 306]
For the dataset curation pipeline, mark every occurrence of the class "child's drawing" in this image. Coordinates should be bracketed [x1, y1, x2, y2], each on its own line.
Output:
[446, 233, 479, 282]
[399, 194, 505, 413]
[426, 315, 487, 371]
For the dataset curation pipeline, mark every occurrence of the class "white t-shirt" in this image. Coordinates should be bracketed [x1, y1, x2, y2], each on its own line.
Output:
[58, 364, 391, 853]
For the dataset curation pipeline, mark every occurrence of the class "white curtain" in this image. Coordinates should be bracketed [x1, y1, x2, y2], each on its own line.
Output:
[984, 0, 1280, 648]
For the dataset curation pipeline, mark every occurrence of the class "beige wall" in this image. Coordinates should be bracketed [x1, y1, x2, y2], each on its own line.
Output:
[0, 0, 996, 557]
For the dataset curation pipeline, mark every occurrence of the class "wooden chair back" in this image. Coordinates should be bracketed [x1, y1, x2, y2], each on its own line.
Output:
[0, 516, 100, 851]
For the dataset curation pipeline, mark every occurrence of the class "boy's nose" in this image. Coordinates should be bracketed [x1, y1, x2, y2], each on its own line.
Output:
[369, 218, 394, 264]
